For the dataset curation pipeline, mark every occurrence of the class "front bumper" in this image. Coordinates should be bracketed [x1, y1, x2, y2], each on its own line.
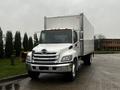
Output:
[26, 62, 72, 73]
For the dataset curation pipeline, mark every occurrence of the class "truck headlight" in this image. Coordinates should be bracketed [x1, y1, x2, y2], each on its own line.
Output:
[61, 55, 72, 62]
[26, 56, 31, 62]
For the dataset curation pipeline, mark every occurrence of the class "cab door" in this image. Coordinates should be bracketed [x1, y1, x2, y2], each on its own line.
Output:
[73, 31, 80, 56]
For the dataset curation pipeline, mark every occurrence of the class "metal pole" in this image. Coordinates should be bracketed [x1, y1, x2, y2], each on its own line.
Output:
[10, 55, 15, 65]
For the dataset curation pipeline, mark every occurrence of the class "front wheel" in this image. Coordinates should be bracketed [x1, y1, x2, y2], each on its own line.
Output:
[28, 71, 40, 79]
[66, 62, 77, 81]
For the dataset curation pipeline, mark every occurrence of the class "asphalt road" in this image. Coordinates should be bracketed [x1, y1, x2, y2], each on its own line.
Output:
[8, 54, 120, 90]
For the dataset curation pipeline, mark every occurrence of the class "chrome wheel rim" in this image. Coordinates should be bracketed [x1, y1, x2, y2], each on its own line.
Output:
[72, 64, 76, 78]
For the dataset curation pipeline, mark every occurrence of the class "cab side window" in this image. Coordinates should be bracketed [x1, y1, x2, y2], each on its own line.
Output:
[73, 31, 78, 43]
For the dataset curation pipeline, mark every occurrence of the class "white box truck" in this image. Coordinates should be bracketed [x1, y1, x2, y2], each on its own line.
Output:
[26, 13, 94, 81]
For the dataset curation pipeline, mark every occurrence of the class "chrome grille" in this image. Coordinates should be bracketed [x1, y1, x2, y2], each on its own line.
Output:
[33, 52, 58, 62]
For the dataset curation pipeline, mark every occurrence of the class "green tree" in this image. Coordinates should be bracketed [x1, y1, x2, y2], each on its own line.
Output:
[23, 33, 28, 51]
[14, 31, 21, 56]
[0, 27, 4, 58]
[34, 33, 38, 47]
[28, 36, 33, 51]
[5, 31, 13, 57]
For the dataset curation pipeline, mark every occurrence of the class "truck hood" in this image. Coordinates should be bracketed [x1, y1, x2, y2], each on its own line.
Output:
[33, 44, 72, 53]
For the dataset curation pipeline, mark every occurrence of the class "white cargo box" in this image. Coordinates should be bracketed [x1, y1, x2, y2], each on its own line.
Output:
[44, 14, 94, 56]
[44, 15, 82, 30]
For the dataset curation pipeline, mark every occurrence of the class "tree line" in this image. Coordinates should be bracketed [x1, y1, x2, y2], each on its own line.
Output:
[0, 27, 39, 58]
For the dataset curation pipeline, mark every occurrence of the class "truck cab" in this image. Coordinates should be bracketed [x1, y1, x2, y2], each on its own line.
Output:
[26, 29, 81, 80]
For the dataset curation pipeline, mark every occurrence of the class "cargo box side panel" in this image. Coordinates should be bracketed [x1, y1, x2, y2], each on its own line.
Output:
[83, 15, 94, 55]
[45, 15, 81, 30]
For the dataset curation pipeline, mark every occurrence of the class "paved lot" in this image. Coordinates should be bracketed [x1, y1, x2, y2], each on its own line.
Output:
[5, 54, 120, 90]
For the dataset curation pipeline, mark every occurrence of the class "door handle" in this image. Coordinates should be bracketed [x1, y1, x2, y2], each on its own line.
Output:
[75, 43, 77, 47]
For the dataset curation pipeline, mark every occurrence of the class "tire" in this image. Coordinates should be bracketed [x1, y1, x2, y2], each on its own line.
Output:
[84, 55, 92, 65]
[66, 61, 77, 81]
[28, 71, 40, 79]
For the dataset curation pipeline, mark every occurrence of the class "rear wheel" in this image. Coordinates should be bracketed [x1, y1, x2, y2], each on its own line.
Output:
[28, 71, 40, 79]
[84, 55, 92, 65]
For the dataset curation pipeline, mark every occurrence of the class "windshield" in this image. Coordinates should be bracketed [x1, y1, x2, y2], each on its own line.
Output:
[39, 29, 72, 43]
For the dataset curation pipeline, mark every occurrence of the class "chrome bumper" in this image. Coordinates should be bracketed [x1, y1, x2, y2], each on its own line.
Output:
[26, 63, 72, 73]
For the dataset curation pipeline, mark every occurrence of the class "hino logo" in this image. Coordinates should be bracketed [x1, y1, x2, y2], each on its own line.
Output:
[41, 49, 47, 54]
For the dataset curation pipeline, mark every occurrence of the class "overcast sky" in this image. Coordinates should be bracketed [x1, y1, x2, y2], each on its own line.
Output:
[0, 0, 120, 38]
